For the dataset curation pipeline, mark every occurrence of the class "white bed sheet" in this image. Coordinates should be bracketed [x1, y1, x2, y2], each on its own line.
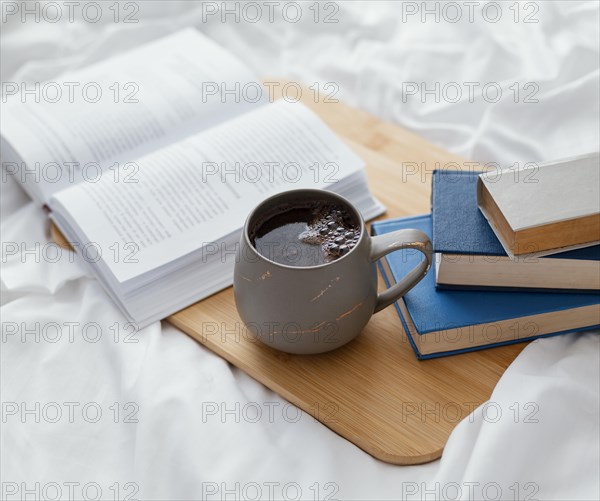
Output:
[1, 2, 599, 499]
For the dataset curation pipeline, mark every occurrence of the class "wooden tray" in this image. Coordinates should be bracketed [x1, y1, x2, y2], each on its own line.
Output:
[166, 81, 526, 465]
[49, 81, 526, 464]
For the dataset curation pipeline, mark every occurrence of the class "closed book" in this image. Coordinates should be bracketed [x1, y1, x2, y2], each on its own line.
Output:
[477, 152, 600, 257]
[371, 214, 600, 359]
[432, 169, 600, 292]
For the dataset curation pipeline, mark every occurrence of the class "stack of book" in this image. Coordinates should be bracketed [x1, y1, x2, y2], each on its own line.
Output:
[372, 153, 600, 359]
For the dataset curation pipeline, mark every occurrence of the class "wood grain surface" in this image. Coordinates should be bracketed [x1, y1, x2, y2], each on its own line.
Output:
[49, 81, 526, 464]
[167, 81, 526, 464]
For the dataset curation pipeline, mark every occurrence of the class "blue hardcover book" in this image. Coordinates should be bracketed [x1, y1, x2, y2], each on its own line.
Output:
[371, 214, 600, 359]
[432, 170, 600, 292]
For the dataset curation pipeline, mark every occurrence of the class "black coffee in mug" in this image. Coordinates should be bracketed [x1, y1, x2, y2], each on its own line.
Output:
[250, 202, 361, 267]
[236, 188, 432, 354]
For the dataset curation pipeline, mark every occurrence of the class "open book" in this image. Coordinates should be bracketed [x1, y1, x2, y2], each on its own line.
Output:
[1, 29, 384, 327]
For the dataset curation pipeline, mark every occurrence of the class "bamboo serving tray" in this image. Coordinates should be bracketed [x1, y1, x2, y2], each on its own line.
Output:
[50, 81, 526, 464]
[166, 81, 526, 464]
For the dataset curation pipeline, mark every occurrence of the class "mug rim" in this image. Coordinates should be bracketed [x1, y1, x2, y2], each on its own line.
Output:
[243, 189, 366, 271]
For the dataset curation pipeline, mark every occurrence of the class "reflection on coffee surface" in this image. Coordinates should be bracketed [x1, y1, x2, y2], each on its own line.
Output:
[251, 203, 361, 267]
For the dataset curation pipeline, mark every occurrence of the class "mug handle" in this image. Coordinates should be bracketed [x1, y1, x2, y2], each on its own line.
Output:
[370, 229, 433, 313]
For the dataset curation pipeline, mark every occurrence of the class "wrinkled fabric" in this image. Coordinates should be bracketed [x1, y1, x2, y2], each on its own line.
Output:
[2, 2, 599, 500]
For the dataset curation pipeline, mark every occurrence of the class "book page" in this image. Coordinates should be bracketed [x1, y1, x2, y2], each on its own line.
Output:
[481, 152, 600, 230]
[1, 28, 264, 202]
[49, 101, 365, 283]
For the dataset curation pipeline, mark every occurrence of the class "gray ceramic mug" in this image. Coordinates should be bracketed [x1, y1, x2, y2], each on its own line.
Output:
[233, 189, 432, 354]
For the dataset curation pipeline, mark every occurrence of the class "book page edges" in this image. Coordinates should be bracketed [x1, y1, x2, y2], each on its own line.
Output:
[481, 153, 600, 230]
[398, 299, 600, 356]
[477, 176, 516, 258]
[435, 253, 600, 290]
[477, 175, 600, 259]
[383, 250, 600, 357]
